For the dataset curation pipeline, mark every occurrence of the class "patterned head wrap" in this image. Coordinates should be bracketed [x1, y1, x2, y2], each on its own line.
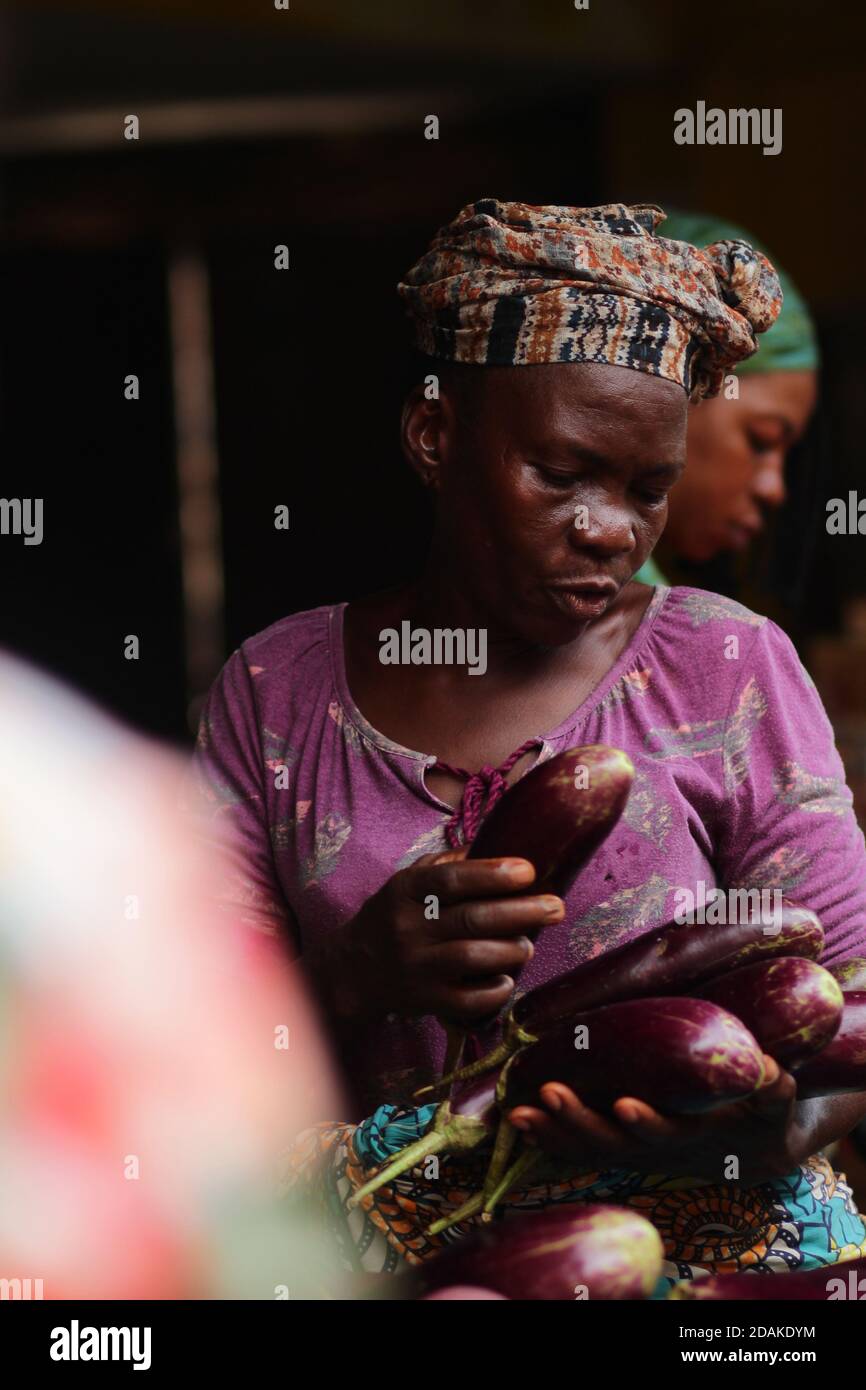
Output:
[659, 210, 819, 377]
[398, 198, 783, 400]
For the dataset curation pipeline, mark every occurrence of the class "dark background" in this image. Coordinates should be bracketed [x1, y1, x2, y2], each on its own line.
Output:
[1, 0, 864, 745]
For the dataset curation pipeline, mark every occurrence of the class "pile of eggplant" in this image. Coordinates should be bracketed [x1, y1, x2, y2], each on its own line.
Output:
[349, 744, 866, 1295]
[403, 1203, 665, 1301]
[384, 1215, 866, 1300]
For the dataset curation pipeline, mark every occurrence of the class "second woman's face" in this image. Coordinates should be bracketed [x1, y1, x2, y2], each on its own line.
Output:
[663, 370, 818, 563]
[428, 361, 688, 645]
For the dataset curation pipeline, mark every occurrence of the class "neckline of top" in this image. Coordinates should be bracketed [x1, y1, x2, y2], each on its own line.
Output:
[327, 583, 672, 764]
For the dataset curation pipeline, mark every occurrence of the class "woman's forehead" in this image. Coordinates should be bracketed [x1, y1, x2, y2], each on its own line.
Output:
[466, 361, 688, 424]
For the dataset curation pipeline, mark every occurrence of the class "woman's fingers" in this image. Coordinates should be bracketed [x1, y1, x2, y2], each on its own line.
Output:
[435, 893, 565, 942]
[541, 1084, 630, 1145]
[745, 1056, 797, 1116]
[427, 975, 517, 1025]
[426, 935, 534, 979]
[611, 1096, 685, 1142]
[508, 1084, 629, 1152]
[406, 855, 538, 907]
[508, 1085, 699, 1160]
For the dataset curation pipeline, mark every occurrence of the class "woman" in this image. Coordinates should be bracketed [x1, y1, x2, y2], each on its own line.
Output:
[634, 211, 820, 586]
[188, 200, 866, 1286]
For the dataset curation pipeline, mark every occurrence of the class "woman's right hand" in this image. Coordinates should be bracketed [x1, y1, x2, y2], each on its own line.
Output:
[325, 850, 565, 1025]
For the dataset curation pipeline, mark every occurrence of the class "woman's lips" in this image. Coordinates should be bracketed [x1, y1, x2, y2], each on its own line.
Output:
[546, 584, 615, 618]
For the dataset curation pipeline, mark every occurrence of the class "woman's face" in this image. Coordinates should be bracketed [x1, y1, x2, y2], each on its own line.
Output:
[405, 361, 687, 645]
[663, 370, 817, 563]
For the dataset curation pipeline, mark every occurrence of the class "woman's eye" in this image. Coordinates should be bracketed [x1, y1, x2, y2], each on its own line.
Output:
[635, 489, 668, 507]
[534, 466, 577, 489]
[748, 432, 784, 455]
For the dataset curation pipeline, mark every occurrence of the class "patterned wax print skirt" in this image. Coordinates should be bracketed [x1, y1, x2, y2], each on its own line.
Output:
[280, 1103, 866, 1296]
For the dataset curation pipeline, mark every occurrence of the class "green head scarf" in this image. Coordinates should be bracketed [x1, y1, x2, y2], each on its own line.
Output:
[660, 210, 820, 375]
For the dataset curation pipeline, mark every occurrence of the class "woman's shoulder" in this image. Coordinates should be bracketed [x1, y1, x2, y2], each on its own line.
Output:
[648, 585, 818, 705]
[237, 602, 339, 671]
[656, 584, 769, 638]
[203, 604, 340, 719]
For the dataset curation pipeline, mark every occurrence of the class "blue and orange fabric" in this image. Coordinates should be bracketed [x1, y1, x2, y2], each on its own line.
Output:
[281, 1104, 866, 1295]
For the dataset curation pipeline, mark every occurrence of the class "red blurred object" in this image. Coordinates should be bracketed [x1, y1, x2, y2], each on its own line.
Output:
[423, 1285, 508, 1300]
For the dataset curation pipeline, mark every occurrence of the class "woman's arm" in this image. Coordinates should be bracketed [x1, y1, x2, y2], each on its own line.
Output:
[509, 1073, 866, 1186]
[181, 648, 300, 945]
[713, 617, 866, 967]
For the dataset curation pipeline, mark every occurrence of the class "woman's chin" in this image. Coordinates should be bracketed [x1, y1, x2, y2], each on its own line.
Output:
[528, 596, 611, 646]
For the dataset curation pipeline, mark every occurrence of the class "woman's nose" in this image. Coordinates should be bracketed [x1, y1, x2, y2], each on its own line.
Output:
[752, 457, 787, 510]
[569, 506, 634, 555]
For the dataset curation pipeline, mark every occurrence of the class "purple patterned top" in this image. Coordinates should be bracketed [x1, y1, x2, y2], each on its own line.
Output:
[187, 585, 866, 1119]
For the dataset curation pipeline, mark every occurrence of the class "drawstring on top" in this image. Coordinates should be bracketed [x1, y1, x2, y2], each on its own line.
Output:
[434, 738, 538, 849]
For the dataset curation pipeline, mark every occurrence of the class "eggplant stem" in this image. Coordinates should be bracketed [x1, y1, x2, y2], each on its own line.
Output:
[481, 1115, 518, 1207]
[348, 1130, 450, 1208]
[414, 1037, 512, 1101]
[480, 1146, 543, 1221]
[428, 1147, 544, 1236]
[347, 1100, 493, 1209]
[426, 1191, 485, 1237]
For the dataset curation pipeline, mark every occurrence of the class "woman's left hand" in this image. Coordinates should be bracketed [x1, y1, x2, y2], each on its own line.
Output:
[507, 1055, 802, 1186]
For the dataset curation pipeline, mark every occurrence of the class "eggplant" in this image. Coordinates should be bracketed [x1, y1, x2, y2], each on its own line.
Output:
[420, 902, 823, 1098]
[504, 996, 766, 1115]
[408, 1204, 663, 1301]
[449, 1072, 500, 1123]
[514, 900, 824, 1036]
[416, 744, 632, 1104]
[347, 1072, 499, 1207]
[828, 957, 866, 993]
[695, 957, 843, 1070]
[467, 743, 634, 895]
[792, 993, 866, 1098]
[669, 1254, 866, 1300]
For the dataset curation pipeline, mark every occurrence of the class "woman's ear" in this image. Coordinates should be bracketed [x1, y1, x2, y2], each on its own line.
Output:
[401, 383, 444, 491]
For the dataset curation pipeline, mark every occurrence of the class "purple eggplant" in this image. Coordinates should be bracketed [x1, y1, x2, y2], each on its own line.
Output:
[828, 957, 866, 994]
[504, 997, 766, 1115]
[514, 900, 824, 1036]
[695, 957, 843, 1070]
[409, 1204, 663, 1301]
[669, 1254, 866, 1300]
[467, 743, 634, 895]
[420, 902, 823, 1098]
[414, 744, 632, 1105]
[793, 992, 866, 1097]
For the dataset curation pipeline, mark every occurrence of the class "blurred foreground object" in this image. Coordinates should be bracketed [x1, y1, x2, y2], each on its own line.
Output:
[0, 650, 345, 1299]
